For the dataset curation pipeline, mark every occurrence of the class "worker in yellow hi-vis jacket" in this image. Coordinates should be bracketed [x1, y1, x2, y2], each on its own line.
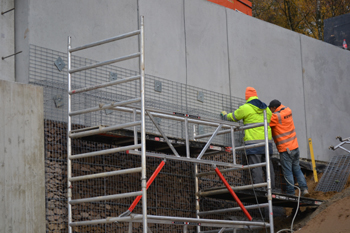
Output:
[221, 87, 275, 190]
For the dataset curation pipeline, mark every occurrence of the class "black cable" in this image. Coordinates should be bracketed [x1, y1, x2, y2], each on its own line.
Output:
[276, 177, 301, 233]
[243, 142, 268, 233]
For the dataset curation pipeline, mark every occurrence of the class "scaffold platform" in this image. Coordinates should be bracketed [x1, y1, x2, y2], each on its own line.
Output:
[199, 188, 323, 208]
[72, 126, 229, 156]
[74, 126, 323, 209]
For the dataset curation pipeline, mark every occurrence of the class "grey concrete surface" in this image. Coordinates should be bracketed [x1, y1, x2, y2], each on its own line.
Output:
[139, 0, 187, 84]
[11, 0, 350, 161]
[14, 0, 29, 84]
[226, 10, 308, 159]
[301, 35, 350, 161]
[15, 0, 139, 83]
[0, 80, 45, 233]
[0, 0, 15, 82]
[184, 0, 230, 94]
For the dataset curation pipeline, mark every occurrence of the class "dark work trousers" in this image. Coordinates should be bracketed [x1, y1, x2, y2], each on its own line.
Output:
[248, 154, 275, 189]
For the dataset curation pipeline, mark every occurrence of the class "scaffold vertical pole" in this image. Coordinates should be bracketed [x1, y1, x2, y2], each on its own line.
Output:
[231, 126, 236, 164]
[184, 118, 189, 233]
[193, 122, 201, 233]
[133, 108, 138, 149]
[263, 110, 274, 233]
[185, 118, 190, 158]
[139, 16, 148, 233]
[128, 222, 133, 233]
[195, 164, 201, 233]
[67, 36, 73, 233]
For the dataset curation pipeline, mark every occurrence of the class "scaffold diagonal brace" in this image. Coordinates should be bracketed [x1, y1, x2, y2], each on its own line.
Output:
[147, 110, 180, 157]
[197, 124, 223, 160]
[214, 167, 252, 221]
[117, 160, 166, 222]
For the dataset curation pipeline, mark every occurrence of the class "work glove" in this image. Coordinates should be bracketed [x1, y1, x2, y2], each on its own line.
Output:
[220, 111, 227, 120]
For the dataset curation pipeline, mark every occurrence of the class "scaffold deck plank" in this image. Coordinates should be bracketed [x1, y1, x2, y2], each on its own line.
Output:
[199, 188, 323, 208]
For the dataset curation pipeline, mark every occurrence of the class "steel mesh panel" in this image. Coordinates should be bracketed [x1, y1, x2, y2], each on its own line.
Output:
[29, 45, 247, 146]
[316, 154, 350, 192]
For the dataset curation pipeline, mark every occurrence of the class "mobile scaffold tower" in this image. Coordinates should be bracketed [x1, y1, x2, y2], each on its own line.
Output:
[67, 16, 274, 233]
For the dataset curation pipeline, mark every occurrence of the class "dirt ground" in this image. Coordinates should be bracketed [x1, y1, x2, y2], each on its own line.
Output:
[272, 172, 350, 233]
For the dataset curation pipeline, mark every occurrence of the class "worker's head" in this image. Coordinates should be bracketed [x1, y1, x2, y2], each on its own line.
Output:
[245, 87, 257, 100]
[268, 99, 281, 113]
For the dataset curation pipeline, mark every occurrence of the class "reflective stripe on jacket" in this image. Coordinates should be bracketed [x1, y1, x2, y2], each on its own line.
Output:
[269, 104, 298, 152]
[227, 96, 273, 155]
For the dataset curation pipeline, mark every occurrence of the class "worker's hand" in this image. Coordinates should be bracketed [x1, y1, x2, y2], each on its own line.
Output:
[221, 111, 227, 120]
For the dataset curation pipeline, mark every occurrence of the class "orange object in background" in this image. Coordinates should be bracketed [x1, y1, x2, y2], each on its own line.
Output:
[207, 0, 252, 16]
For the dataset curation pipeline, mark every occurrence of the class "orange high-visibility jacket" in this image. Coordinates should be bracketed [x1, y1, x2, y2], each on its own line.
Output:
[269, 104, 298, 153]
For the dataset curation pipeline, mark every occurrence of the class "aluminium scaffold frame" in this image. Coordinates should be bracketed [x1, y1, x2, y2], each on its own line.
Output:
[67, 16, 275, 233]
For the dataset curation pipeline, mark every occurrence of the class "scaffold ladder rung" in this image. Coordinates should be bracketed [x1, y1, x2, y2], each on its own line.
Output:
[69, 75, 141, 95]
[69, 30, 140, 53]
[234, 142, 266, 151]
[69, 144, 141, 160]
[69, 167, 142, 182]
[69, 52, 140, 74]
[196, 162, 267, 177]
[69, 97, 141, 116]
[198, 203, 269, 216]
[199, 183, 268, 197]
[69, 191, 143, 205]
[69, 121, 141, 138]
[69, 215, 141, 227]
[70, 125, 101, 133]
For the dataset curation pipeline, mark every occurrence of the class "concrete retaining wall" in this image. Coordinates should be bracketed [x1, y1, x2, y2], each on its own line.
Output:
[0, 0, 15, 82]
[12, 0, 350, 161]
[301, 35, 350, 160]
[226, 11, 308, 159]
[0, 80, 45, 233]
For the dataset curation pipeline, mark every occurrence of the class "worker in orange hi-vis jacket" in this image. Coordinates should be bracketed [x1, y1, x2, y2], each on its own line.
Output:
[268, 99, 310, 197]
